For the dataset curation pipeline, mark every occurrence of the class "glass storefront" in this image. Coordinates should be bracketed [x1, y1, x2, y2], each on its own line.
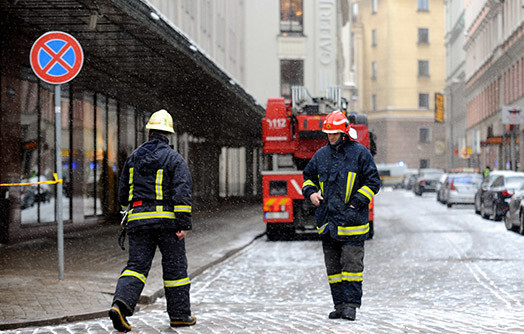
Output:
[17, 68, 136, 225]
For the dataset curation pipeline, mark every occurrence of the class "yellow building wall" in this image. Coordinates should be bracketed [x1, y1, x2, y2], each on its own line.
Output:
[357, 0, 445, 114]
[353, 0, 446, 168]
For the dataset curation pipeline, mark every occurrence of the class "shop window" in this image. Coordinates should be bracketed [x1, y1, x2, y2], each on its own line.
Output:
[280, 0, 303, 34]
[83, 93, 97, 216]
[20, 78, 71, 225]
[82, 93, 120, 217]
[280, 59, 304, 99]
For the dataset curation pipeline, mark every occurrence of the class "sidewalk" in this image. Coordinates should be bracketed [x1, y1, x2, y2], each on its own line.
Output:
[0, 203, 265, 330]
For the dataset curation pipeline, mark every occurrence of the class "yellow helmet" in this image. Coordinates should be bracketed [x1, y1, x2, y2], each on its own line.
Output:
[145, 109, 175, 133]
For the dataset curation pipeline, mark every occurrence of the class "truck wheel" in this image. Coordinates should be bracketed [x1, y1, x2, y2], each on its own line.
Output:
[266, 223, 295, 241]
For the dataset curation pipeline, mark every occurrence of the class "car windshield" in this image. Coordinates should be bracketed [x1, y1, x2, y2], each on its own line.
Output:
[452, 175, 482, 185]
[505, 176, 524, 188]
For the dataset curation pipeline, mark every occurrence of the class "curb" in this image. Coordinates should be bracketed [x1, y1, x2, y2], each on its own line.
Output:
[0, 232, 266, 331]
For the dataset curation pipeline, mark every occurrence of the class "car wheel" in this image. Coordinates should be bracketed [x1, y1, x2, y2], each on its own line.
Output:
[480, 202, 489, 219]
[447, 202, 452, 208]
[474, 197, 480, 214]
[519, 213, 524, 235]
[492, 203, 501, 221]
[504, 212, 514, 231]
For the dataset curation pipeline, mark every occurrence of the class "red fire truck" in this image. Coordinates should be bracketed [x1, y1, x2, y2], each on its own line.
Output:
[261, 87, 376, 241]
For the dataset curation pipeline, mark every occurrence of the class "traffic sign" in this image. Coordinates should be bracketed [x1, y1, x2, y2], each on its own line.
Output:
[30, 31, 83, 85]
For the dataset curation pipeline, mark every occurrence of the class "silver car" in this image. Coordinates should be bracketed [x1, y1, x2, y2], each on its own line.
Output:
[436, 173, 449, 203]
[504, 182, 524, 234]
[443, 173, 483, 207]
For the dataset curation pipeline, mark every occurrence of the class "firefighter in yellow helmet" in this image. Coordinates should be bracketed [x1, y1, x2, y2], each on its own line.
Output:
[109, 109, 196, 331]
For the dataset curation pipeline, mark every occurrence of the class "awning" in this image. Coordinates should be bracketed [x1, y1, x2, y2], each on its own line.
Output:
[1, 0, 264, 145]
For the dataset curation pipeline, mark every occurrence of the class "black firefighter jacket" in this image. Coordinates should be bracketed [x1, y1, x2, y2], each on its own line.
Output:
[302, 139, 381, 242]
[118, 134, 192, 231]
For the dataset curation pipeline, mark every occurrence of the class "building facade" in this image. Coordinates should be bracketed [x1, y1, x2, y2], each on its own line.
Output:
[444, 0, 468, 170]
[0, 0, 263, 244]
[244, 0, 351, 104]
[465, 0, 524, 171]
[351, 0, 446, 169]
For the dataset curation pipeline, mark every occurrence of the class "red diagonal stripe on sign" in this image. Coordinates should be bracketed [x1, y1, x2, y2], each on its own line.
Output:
[41, 42, 74, 74]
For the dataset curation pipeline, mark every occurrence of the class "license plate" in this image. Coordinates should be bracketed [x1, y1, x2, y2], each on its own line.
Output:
[265, 212, 289, 219]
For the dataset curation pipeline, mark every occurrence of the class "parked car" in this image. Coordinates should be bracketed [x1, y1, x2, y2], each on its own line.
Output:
[474, 170, 520, 215]
[442, 173, 483, 207]
[504, 182, 524, 234]
[403, 170, 418, 190]
[413, 169, 445, 196]
[478, 172, 524, 221]
[436, 173, 449, 203]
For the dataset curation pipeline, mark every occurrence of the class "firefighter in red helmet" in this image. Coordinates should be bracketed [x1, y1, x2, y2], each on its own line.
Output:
[302, 110, 381, 321]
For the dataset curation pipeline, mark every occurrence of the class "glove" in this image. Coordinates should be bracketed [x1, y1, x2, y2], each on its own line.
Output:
[118, 227, 127, 251]
[349, 197, 364, 210]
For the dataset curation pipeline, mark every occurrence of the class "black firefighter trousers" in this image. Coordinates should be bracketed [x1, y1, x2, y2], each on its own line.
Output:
[321, 234, 365, 308]
[113, 228, 191, 319]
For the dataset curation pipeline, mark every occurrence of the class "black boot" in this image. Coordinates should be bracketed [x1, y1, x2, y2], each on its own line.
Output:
[108, 302, 132, 332]
[328, 308, 341, 319]
[340, 306, 356, 321]
[328, 304, 343, 319]
[170, 314, 197, 327]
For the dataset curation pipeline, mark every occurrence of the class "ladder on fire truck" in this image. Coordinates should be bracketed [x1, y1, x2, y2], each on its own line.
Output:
[291, 86, 346, 115]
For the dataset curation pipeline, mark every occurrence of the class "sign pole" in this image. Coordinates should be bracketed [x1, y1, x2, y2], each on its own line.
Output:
[30, 31, 83, 281]
[55, 84, 64, 281]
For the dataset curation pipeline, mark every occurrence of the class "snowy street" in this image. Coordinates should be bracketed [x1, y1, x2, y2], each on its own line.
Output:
[8, 189, 524, 333]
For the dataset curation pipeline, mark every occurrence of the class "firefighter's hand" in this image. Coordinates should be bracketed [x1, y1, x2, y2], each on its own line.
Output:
[176, 230, 187, 240]
[310, 192, 323, 207]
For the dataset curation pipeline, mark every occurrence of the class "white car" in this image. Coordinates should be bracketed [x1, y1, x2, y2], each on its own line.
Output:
[443, 173, 483, 207]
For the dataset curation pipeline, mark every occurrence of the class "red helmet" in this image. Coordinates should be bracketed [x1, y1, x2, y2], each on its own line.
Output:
[322, 110, 349, 134]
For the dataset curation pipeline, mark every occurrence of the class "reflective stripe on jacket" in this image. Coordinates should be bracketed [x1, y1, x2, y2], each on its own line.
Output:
[119, 134, 192, 231]
[302, 139, 380, 241]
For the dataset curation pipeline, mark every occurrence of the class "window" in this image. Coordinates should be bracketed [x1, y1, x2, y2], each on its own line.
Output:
[372, 0, 378, 13]
[418, 60, 429, 76]
[280, 59, 304, 98]
[418, 28, 429, 44]
[491, 176, 504, 187]
[372, 94, 377, 111]
[352, 3, 359, 23]
[418, 0, 429, 11]
[280, 0, 303, 34]
[371, 61, 377, 79]
[372, 29, 377, 46]
[419, 159, 430, 168]
[419, 128, 430, 143]
[419, 93, 429, 108]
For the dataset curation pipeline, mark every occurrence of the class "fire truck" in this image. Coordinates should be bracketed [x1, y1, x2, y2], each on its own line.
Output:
[261, 87, 376, 241]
